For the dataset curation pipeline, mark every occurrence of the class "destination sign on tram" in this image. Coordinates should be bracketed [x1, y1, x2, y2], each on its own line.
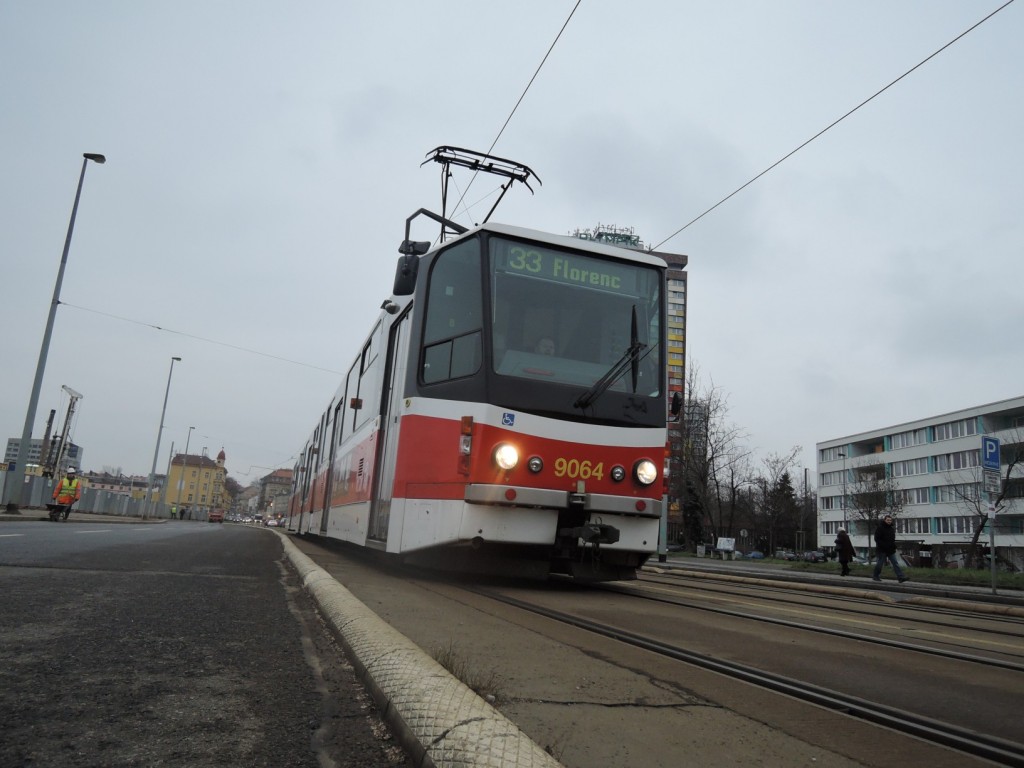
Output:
[493, 241, 640, 294]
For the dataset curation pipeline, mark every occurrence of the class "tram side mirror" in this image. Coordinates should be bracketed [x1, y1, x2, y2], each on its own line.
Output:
[669, 391, 682, 419]
[393, 248, 423, 296]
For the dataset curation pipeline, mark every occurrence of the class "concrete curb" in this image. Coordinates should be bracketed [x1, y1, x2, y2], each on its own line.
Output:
[277, 532, 563, 768]
[647, 565, 1024, 618]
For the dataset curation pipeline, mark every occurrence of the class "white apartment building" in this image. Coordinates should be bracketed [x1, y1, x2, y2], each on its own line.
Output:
[816, 396, 1024, 571]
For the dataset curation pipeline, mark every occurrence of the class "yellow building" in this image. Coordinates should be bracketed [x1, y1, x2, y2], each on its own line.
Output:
[165, 448, 227, 511]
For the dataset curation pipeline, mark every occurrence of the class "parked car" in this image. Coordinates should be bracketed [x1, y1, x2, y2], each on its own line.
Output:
[774, 550, 799, 561]
[801, 550, 827, 563]
[746, 550, 765, 559]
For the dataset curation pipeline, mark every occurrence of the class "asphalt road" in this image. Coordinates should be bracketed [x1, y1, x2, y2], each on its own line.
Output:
[0, 519, 406, 768]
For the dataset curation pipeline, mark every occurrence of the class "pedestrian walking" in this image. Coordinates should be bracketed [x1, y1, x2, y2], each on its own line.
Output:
[872, 515, 908, 583]
[834, 528, 855, 576]
[170, 504, 177, 520]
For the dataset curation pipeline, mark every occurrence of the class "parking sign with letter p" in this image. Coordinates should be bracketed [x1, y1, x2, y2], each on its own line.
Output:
[982, 436, 1001, 472]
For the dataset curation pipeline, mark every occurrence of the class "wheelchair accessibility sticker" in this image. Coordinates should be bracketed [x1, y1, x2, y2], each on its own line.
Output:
[502, 412, 516, 427]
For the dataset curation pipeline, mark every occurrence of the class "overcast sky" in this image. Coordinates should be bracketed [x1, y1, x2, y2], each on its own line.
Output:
[2, 1, 1021, 486]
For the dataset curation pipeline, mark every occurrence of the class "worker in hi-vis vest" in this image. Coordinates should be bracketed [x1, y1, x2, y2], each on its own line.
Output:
[52, 466, 83, 519]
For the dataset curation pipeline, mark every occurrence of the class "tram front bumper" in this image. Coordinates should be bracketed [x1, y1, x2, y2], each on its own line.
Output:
[464, 483, 661, 518]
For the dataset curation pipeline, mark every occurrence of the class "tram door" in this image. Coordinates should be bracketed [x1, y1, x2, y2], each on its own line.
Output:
[320, 399, 342, 534]
[368, 310, 411, 542]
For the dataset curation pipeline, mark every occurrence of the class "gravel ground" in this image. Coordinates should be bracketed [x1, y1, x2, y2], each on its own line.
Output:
[0, 527, 409, 768]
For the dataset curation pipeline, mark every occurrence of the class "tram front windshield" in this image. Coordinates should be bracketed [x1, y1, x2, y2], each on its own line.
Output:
[490, 237, 662, 416]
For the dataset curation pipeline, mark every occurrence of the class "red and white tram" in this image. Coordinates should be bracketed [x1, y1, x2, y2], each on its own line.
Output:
[287, 198, 673, 580]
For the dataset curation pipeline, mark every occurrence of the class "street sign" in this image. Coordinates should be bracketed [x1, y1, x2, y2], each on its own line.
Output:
[982, 436, 1001, 471]
[984, 469, 1001, 495]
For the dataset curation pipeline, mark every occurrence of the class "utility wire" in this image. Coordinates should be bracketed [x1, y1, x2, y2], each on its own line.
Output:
[60, 301, 345, 375]
[653, 0, 1016, 250]
[453, 0, 582, 222]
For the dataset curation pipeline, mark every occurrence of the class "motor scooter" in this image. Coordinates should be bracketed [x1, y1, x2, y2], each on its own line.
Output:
[46, 502, 73, 522]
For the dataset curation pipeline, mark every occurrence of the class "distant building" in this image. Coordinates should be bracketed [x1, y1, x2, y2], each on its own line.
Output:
[660, 249, 688, 538]
[80, 471, 152, 500]
[817, 396, 1024, 571]
[4, 437, 82, 475]
[260, 468, 294, 515]
[166, 448, 227, 510]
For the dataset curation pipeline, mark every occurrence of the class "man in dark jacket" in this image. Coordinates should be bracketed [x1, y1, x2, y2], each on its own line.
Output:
[872, 515, 908, 583]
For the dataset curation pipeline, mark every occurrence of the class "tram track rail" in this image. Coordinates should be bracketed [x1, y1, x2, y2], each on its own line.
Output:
[603, 579, 1024, 673]
[643, 567, 1024, 625]
[480, 589, 1024, 767]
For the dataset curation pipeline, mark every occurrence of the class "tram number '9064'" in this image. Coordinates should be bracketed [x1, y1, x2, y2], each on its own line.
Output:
[553, 458, 604, 480]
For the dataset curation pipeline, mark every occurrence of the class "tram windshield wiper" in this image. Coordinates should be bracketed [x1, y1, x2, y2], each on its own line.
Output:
[574, 305, 646, 410]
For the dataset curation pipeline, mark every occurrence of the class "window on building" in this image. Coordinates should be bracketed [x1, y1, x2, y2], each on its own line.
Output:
[892, 458, 928, 477]
[821, 470, 844, 487]
[820, 446, 845, 462]
[935, 483, 981, 503]
[896, 516, 930, 534]
[934, 450, 980, 472]
[933, 419, 978, 441]
[935, 516, 978, 534]
[890, 428, 928, 449]
[897, 488, 930, 506]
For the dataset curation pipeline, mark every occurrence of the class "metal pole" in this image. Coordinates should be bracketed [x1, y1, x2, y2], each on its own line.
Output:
[4, 153, 105, 510]
[199, 446, 209, 517]
[988, 504, 998, 596]
[161, 441, 175, 506]
[143, 356, 180, 519]
[177, 426, 195, 515]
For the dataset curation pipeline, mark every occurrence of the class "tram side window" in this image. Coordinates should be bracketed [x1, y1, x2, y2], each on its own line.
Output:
[421, 240, 482, 384]
[344, 360, 358, 435]
[354, 323, 383, 432]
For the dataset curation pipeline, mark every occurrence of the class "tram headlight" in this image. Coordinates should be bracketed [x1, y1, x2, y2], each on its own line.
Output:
[494, 443, 520, 471]
[633, 458, 658, 486]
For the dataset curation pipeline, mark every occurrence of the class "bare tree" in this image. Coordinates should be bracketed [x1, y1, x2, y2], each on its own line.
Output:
[752, 449, 802, 555]
[676, 363, 750, 549]
[942, 428, 1024, 568]
[845, 463, 904, 554]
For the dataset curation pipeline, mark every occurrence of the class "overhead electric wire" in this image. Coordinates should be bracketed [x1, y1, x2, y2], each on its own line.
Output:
[452, 0, 582, 223]
[653, 0, 1016, 250]
[59, 301, 345, 375]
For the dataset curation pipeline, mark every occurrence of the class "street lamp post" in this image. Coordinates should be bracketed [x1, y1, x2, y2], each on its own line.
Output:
[143, 357, 181, 519]
[838, 450, 848, 535]
[4, 153, 105, 510]
[176, 426, 195, 518]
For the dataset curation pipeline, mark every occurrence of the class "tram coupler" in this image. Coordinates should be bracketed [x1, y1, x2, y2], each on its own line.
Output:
[561, 523, 620, 545]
